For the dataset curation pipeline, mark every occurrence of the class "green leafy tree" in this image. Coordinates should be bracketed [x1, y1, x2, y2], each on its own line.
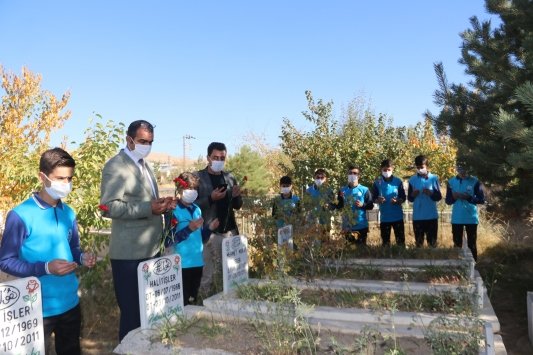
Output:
[225, 145, 270, 196]
[429, 0, 533, 212]
[281, 91, 457, 193]
[68, 116, 125, 253]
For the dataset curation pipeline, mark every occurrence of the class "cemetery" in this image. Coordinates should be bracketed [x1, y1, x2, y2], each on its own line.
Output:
[109, 233, 509, 354]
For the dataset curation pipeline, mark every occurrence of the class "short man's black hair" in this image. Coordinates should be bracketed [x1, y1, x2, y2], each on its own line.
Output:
[39, 147, 76, 175]
[347, 165, 361, 173]
[280, 176, 292, 185]
[207, 142, 227, 156]
[414, 155, 428, 167]
[127, 120, 154, 138]
[314, 168, 327, 177]
[381, 159, 393, 168]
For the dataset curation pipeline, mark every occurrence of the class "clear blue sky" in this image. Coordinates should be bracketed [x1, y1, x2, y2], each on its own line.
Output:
[0, 1, 497, 160]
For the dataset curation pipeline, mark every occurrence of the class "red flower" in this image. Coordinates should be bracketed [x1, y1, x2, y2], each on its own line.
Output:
[142, 263, 149, 273]
[98, 204, 109, 212]
[171, 217, 178, 227]
[174, 177, 188, 188]
[174, 255, 181, 265]
[26, 279, 39, 294]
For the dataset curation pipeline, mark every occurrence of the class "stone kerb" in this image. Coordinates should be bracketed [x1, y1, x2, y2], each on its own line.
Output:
[261, 277, 474, 296]
[201, 282, 499, 342]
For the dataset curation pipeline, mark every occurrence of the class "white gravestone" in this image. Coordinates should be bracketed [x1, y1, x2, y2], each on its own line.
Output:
[222, 235, 249, 294]
[277, 224, 294, 250]
[137, 254, 183, 329]
[0, 277, 45, 355]
[526, 292, 533, 345]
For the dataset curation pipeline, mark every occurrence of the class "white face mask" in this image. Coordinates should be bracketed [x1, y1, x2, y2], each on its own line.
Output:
[382, 171, 392, 179]
[210, 160, 225, 173]
[281, 187, 291, 194]
[43, 175, 72, 200]
[314, 178, 325, 187]
[347, 174, 358, 184]
[181, 189, 198, 204]
[128, 138, 152, 161]
[417, 168, 427, 175]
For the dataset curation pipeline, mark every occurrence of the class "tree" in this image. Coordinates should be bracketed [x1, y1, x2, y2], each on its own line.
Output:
[429, 0, 533, 213]
[0, 66, 71, 210]
[68, 116, 125, 252]
[225, 145, 270, 196]
[281, 91, 456, 193]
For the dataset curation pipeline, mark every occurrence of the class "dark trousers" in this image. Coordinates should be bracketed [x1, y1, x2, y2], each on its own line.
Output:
[111, 257, 153, 341]
[380, 220, 405, 246]
[413, 219, 438, 247]
[182, 266, 203, 305]
[452, 223, 478, 260]
[345, 228, 369, 245]
[43, 304, 81, 355]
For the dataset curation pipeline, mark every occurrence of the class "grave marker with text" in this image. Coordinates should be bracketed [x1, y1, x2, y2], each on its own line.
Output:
[0, 277, 45, 355]
[222, 235, 249, 294]
[137, 254, 183, 329]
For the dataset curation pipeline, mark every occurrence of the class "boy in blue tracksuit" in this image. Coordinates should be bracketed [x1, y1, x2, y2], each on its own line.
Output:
[373, 159, 406, 246]
[165, 172, 219, 305]
[338, 166, 374, 245]
[0, 148, 96, 355]
[408, 155, 442, 247]
[445, 165, 485, 260]
[272, 176, 301, 228]
[304, 168, 336, 232]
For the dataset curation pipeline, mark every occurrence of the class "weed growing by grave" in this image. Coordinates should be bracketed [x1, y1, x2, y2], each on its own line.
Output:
[295, 288, 476, 315]
[157, 310, 197, 345]
[423, 315, 484, 355]
[236, 275, 318, 353]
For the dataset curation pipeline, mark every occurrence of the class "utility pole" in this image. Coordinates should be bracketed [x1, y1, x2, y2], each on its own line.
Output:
[182, 134, 195, 170]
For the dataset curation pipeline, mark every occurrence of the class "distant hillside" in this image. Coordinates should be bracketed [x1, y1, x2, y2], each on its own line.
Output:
[147, 152, 204, 165]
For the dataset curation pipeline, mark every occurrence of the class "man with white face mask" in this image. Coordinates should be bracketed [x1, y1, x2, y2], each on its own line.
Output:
[445, 164, 485, 260]
[272, 175, 301, 228]
[338, 166, 374, 245]
[304, 168, 337, 235]
[407, 155, 442, 247]
[100, 120, 175, 341]
[196, 142, 243, 296]
[372, 159, 406, 246]
[0, 148, 96, 354]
